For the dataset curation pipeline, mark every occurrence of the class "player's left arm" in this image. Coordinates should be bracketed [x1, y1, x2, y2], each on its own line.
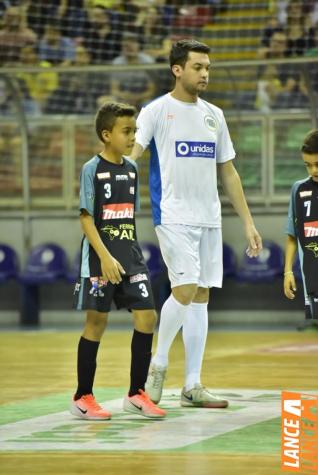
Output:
[218, 160, 262, 257]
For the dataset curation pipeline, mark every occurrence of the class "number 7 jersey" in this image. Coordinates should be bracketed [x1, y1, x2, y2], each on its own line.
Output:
[286, 177, 318, 295]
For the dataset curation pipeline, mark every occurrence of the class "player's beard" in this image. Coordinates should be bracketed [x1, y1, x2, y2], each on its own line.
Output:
[183, 80, 206, 97]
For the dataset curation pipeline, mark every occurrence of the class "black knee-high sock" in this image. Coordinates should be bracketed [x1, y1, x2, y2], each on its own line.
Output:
[74, 336, 100, 400]
[129, 330, 153, 397]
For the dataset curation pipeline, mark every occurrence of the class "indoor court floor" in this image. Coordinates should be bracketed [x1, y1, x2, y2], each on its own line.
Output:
[0, 328, 317, 475]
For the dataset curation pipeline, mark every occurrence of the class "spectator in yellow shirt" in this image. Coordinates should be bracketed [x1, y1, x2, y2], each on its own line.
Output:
[18, 45, 59, 113]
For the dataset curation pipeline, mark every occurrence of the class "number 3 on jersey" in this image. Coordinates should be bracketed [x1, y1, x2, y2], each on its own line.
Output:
[304, 200, 311, 217]
[104, 183, 111, 198]
[139, 283, 149, 297]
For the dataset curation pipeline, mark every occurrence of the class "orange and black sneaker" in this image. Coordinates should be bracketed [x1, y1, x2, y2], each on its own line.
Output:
[123, 389, 166, 419]
[70, 394, 112, 420]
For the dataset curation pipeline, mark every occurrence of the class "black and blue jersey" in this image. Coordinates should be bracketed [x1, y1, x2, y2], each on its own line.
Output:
[286, 177, 318, 302]
[78, 154, 147, 277]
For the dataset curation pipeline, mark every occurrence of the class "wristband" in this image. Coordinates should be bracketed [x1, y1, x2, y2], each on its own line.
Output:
[284, 271, 294, 276]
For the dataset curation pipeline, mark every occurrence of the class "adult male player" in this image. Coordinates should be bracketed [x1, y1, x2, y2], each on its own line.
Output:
[130, 39, 263, 407]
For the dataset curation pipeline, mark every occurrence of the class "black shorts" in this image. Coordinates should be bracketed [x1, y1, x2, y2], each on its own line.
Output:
[73, 272, 155, 313]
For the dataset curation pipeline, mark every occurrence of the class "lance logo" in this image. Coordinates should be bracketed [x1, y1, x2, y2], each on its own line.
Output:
[281, 391, 318, 473]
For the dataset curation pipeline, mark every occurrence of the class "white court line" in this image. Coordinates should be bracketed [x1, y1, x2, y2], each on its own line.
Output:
[0, 389, 282, 451]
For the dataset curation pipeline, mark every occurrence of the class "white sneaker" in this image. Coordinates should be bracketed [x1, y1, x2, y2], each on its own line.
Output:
[145, 364, 167, 404]
[181, 384, 229, 408]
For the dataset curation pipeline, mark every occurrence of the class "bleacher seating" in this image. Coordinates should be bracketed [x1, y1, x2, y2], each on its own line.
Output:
[20, 243, 68, 325]
[0, 244, 19, 284]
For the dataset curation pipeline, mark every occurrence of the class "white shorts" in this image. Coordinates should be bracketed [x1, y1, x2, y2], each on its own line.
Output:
[155, 224, 223, 289]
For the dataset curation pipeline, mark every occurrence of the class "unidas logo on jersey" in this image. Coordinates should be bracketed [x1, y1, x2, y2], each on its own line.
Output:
[175, 141, 216, 159]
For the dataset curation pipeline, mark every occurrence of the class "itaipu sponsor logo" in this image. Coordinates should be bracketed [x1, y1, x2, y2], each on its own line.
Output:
[102, 203, 134, 220]
[175, 141, 216, 159]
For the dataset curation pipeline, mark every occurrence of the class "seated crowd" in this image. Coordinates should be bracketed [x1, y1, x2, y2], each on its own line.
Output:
[255, 0, 318, 111]
[0, 0, 317, 115]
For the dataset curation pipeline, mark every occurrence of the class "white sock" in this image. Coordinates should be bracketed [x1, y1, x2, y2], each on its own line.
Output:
[182, 302, 208, 391]
[152, 294, 190, 368]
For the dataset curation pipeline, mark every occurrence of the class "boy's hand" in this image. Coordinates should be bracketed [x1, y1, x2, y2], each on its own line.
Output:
[284, 273, 297, 299]
[100, 254, 126, 285]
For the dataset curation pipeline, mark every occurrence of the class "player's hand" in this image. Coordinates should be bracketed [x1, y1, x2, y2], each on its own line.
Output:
[100, 255, 125, 285]
[245, 224, 263, 258]
[284, 273, 297, 299]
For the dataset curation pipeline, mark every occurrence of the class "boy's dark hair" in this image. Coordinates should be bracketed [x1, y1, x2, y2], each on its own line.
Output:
[169, 39, 210, 72]
[301, 129, 318, 154]
[95, 102, 136, 142]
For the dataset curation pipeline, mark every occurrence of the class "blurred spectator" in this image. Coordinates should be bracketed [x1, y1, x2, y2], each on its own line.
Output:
[258, 29, 289, 59]
[110, 31, 156, 108]
[305, 25, 318, 57]
[38, 18, 76, 66]
[256, 31, 306, 111]
[0, 6, 36, 66]
[23, 0, 59, 37]
[270, 0, 318, 26]
[57, 0, 89, 41]
[45, 45, 107, 114]
[256, 64, 287, 113]
[284, 0, 315, 56]
[0, 1, 20, 16]
[17, 45, 59, 113]
[83, 6, 122, 63]
[142, 6, 172, 62]
[264, 0, 315, 55]
[299, 26, 318, 101]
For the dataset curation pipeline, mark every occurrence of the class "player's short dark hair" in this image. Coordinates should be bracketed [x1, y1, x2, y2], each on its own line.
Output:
[301, 129, 318, 154]
[169, 39, 210, 71]
[95, 102, 136, 142]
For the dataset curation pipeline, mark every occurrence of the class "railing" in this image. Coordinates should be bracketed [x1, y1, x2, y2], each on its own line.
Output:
[1, 57, 317, 216]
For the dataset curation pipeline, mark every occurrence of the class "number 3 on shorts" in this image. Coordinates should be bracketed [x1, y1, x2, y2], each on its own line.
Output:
[139, 283, 149, 297]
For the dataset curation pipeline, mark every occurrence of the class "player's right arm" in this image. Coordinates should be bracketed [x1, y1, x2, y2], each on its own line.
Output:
[283, 234, 297, 299]
[80, 210, 125, 284]
[130, 143, 144, 161]
[129, 105, 154, 161]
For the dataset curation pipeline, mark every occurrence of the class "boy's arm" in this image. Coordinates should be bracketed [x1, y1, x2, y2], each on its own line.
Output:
[218, 160, 262, 257]
[283, 234, 297, 299]
[80, 210, 125, 284]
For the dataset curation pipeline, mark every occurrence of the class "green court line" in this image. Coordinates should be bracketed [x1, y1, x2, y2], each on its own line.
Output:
[0, 388, 125, 425]
[174, 417, 280, 454]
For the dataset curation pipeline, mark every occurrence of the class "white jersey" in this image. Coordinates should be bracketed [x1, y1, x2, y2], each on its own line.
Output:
[136, 93, 235, 227]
